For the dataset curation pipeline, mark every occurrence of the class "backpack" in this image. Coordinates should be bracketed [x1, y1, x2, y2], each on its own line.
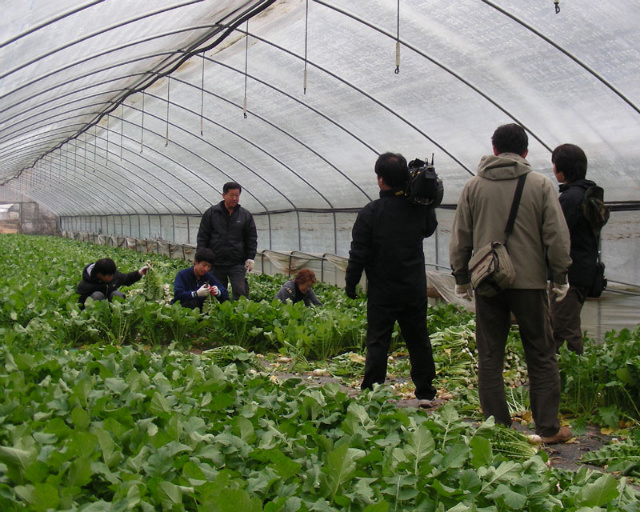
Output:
[405, 156, 444, 207]
[582, 185, 610, 237]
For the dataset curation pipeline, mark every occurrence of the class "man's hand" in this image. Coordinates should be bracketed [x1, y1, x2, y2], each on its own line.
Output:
[210, 286, 220, 296]
[345, 287, 357, 300]
[196, 284, 210, 297]
[455, 283, 473, 300]
[245, 259, 255, 272]
[552, 282, 570, 302]
[138, 264, 151, 276]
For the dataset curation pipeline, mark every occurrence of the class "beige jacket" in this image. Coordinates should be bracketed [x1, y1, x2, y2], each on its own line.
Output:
[449, 153, 571, 289]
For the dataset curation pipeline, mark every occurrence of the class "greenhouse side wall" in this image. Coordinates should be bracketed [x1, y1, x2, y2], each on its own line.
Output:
[59, 208, 640, 341]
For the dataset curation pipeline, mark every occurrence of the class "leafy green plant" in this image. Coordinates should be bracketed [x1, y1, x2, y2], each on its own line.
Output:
[0, 344, 637, 511]
[559, 326, 640, 428]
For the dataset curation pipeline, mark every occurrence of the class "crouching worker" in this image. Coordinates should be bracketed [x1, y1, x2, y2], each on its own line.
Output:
[77, 258, 150, 307]
[276, 268, 322, 307]
[173, 248, 229, 310]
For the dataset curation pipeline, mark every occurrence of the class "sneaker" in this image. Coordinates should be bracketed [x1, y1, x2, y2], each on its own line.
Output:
[540, 426, 572, 444]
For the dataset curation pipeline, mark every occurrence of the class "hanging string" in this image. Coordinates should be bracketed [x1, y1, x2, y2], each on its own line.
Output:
[395, 0, 400, 74]
[303, 0, 309, 94]
[243, 19, 249, 119]
[554, 0, 560, 14]
[94, 125, 98, 163]
[120, 104, 124, 160]
[106, 114, 110, 164]
[165, 77, 171, 146]
[200, 53, 205, 135]
[140, 91, 145, 153]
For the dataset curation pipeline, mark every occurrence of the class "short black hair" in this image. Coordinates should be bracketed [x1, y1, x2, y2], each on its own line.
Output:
[194, 247, 215, 265]
[551, 143, 587, 182]
[375, 152, 409, 188]
[491, 124, 528, 156]
[94, 258, 117, 276]
[223, 182, 242, 194]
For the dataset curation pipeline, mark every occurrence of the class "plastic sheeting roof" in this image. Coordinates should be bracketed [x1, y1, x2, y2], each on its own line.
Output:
[1, 0, 640, 217]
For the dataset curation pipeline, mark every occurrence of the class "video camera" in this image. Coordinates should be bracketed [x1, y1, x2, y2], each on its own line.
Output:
[405, 154, 444, 207]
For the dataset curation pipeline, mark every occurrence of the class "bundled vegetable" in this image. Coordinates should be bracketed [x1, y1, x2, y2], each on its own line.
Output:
[142, 261, 165, 301]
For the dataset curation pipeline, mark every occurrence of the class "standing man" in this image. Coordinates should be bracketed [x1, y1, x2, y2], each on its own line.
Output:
[550, 143, 603, 355]
[345, 152, 438, 402]
[449, 123, 573, 444]
[197, 182, 258, 300]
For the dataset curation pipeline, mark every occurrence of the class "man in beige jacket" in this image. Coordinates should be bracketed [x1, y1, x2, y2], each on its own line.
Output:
[449, 123, 573, 444]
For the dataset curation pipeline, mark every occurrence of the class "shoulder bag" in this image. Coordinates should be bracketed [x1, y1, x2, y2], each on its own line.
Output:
[468, 174, 527, 297]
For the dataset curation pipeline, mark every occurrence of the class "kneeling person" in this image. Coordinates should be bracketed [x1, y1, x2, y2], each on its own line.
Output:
[173, 248, 229, 310]
[276, 269, 322, 307]
[77, 258, 150, 307]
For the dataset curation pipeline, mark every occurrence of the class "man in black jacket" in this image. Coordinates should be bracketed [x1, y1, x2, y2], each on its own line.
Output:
[345, 152, 438, 401]
[551, 143, 602, 355]
[76, 258, 149, 306]
[197, 182, 258, 300]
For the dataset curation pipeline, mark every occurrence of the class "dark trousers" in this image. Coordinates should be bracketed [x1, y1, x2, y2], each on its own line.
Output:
[90, 290, 125, 301]
[211, 264, 248, 300]
[475, 289, 560, 437]
[361, 298, 436, 400]
[550, 285, 587, 355]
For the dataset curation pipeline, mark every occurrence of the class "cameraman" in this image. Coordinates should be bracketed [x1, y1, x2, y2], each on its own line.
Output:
[345, 152, 438, 402]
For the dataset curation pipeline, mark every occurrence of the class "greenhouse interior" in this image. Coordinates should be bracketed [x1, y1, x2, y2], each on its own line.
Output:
[1, 1, 640, 510]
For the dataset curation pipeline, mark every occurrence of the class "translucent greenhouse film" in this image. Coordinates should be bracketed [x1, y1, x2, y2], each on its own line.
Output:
[1, 0, 639, 329]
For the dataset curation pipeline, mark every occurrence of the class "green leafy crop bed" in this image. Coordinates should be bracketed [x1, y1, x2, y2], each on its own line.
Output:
[0, 234, 639, 511]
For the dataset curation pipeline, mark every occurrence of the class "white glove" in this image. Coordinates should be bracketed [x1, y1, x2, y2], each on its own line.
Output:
[245, 259, 255, 272]
[552, 282, 570, 302]
[196, 284, 210, 297]
[138, 264, 151, 276]
[210, 286, 219, 296]
[455, 284, 473, 300]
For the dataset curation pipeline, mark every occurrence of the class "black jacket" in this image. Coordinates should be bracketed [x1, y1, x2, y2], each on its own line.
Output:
[558, 179, 600, 288]
[345, 188, 437, 304]
[76, 263, 142, 305]
[196, 201, 258, 266]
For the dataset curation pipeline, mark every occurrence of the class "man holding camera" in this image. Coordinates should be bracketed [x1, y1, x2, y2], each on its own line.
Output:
[345, 152, 438, 402]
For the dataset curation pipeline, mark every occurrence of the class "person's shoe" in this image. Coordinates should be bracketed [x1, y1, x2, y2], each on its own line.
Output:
[540, 426, 573, 444]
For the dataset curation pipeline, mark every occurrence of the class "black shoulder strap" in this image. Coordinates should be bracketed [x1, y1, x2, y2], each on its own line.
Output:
[504, 174, 527, 243]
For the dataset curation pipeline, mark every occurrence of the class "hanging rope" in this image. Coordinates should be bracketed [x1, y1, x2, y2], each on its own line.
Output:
[395, 0, 400, 74]
[165, 77, 171, 147]
[106, 114, 109, 164]
[200, 53, 206, 135]
[140, 91, 145, 153]
[120, 104, 124, 160]
[243, 19, 249, 118]
[554, 0, 560, 13]
[303, 0, 309, 94]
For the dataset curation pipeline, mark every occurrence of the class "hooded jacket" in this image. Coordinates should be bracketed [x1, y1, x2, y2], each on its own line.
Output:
[450, 153, 571, 289]
[197, 201, 257, 266]
[558, 179, 600, 288]
[76, 263, 142, 305]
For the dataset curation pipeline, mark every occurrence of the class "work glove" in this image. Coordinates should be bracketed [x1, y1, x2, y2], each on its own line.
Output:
[245, 259, 255, 272]
[552, 282, 570, 302]
[196, 284, 210, 297]
[455, 283, 473, 300]
[138, 263, 151, 276]
[210, 286, 220, 296]
[345, 287, 357, 300]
